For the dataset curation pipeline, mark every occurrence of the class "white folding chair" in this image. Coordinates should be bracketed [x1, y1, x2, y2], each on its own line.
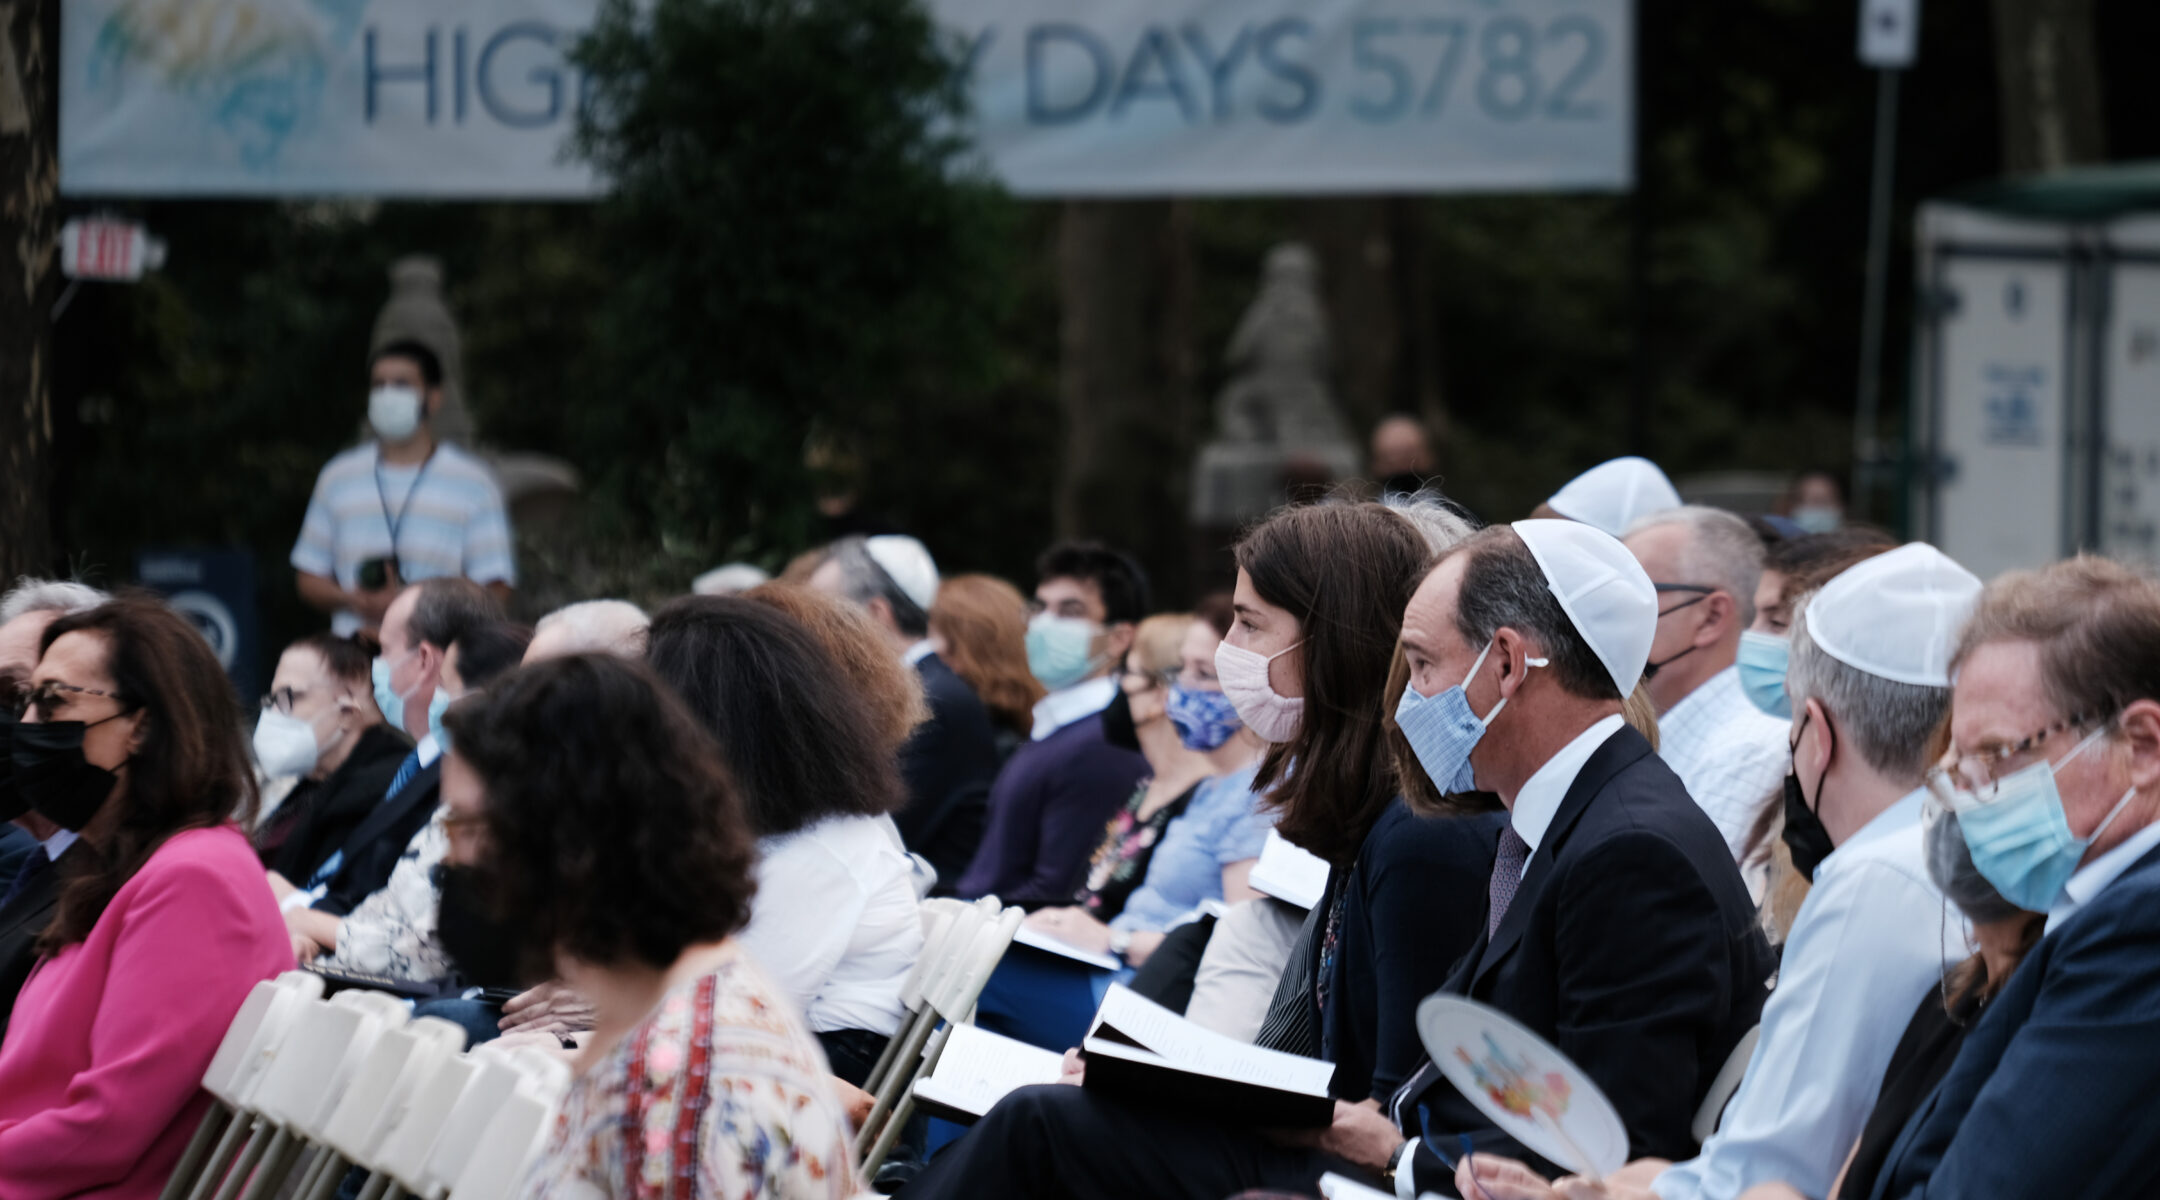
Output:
[859, 897, 1024, 1176]
[362, 1048, 487, 1200]
[853, 901, 985, 1160]
[859, 899, 966, 1098]
[210, 989, 412, 1200]
[446, 1048, 574, 1200]
[297, 1016, 468, 1200]
[165, 971, 325, 1200]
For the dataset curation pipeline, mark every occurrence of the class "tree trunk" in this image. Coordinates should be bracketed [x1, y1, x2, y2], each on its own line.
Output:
[0, 0, 57, 583]
[1297, 198, 1446, 458]
[1990, 0, 2107, 173]
[1055, 200, 1195, 607]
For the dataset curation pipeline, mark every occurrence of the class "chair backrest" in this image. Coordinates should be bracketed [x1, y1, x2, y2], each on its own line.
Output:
[320, 1016, 468, 1169]
[259, 990, 413, 1134]
[1692, 1023, 1762, 1144]
[419, 1048, 528, 1198]
[374, 1053, 482, 1190]
[928, 903, 1023, 1024]
[201, 971, 324, 1107]
[447, 1053, 573, 1200]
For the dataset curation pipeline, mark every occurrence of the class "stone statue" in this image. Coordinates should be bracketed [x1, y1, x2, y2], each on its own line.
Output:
[1190, 243, 1361, 524]
[370, 256, 474, 446]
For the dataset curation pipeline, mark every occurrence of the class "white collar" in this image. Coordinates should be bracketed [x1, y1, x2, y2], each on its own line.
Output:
[1032, 675, 1119, 741]
[2048, 814, 2160, 934]
[1509, 714, 1626, 856]
[41, 828, 79, 861]
[903, 639, 937, 667]
[416, 733, 442, 768]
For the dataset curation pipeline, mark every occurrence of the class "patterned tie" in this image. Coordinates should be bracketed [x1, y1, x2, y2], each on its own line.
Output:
[1489, 826, 1530, 937]
[384, 750, 423, 802]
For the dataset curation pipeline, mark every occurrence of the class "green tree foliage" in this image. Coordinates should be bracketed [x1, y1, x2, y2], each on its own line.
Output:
[567, 0, 1022, 569]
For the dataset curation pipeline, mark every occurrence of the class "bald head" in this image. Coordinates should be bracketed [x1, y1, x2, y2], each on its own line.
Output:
[1370, 415, 1435, 479]
[526, 600, 650, 662]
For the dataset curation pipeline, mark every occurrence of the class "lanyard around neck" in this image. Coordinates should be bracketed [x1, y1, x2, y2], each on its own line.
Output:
[375, 449, 437, 562]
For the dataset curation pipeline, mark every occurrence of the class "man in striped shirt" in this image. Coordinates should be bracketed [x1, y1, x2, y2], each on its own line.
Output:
[291, 341, 516, 636]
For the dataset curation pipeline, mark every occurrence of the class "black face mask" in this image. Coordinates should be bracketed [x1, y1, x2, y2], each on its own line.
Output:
[1779, 712, 1837, 882]
[1101, 686, 1141, 754]
[0, 720, 24, 823]
[12, 718, 128, 832]
[434, 863, 525, 989]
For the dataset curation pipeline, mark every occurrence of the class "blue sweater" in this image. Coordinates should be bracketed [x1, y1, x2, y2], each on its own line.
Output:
[955, 711, 1148, 907]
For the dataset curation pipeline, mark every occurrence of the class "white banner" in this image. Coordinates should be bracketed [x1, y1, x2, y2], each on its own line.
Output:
[61, 0, 1631, 199]
[61, 0, 604, 198]
[938, 0, 1633, 195]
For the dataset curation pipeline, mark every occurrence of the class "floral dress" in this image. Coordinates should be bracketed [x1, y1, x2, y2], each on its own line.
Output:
[1075, 778, 1201, 922]
[519, 951, 861, 1200]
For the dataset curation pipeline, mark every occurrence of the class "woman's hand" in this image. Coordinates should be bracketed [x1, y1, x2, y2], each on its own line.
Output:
[1057, 1048, 1086, 1086]
[289, 932, 322, 965]
[1024, 907, 1113, 954]
[829, 1077, 876, 1128]
[1120, 931, 1166, 966]
[498, 982, 598, 1033]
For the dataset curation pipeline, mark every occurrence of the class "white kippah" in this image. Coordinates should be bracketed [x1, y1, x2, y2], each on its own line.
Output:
[1513, 519, 1659, 696]
[866, 535, 940, 613]
[1547, 457, 1683, 538]
[1807, 543, 1980, 687]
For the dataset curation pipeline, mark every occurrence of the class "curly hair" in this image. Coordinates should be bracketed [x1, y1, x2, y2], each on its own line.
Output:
[645, 596, 906, 835]
[743, 582, 929, 752]
[441, 654, 758, 975]
[39, 595, 259, 952]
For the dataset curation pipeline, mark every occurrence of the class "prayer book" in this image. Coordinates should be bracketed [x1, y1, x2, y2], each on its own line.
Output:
[1013, 924, 1124, 971]
[910, 1023, 1068, 1124]
[1081, 984, 1336, 1127]
[1248, 830, 1331, 910]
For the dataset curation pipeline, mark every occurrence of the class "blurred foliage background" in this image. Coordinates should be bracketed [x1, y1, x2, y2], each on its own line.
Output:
[42, 0, 2160, 659]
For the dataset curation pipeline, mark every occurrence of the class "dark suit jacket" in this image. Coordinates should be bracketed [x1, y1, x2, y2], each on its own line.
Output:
[1869, 840, 2160, 1200]
[311, 757, 442, 917]
[895, 653, 1000, 893]
[0, 843, 73, 1040]
[0, 823, 36, 896]
[258, 724, 413, 882]
[1398, 725, 1774, 1181]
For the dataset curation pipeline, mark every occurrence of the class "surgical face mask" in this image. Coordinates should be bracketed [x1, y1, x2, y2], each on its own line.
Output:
[12, 716, 130, 832]
[1027, 613, 1102, 692]
[426, 689, 455, 750]
[1737, 631, 1791, 719]
[1394, 637, 1546, 796]
[1167, 684, 1243, 752]
[1781, 711, 1837, 882]
[369, 385, 424, 443]
[1215, 639, 1306, 744]
[1950, 728, 2137, 912]
[372, 650, 423, 731]
[253, 708, 324, 778]
[1922, 805, 2029, 923]
[1792, 505, 1842, 535]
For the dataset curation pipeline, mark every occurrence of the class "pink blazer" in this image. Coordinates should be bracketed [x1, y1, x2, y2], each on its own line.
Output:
[0, 824, 294, 1200]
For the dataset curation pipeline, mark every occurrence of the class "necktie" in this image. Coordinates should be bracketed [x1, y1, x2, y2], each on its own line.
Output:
[0, 848, 55, 911]
[1489, 826, 1529, 937]
[384, 750, 423, 802]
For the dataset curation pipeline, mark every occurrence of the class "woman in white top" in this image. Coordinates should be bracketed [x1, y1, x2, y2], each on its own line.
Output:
[646, 595, 924, 1084]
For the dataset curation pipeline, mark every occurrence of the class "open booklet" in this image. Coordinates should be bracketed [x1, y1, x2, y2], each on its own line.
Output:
[1012, 924, 1125, 972]
[1248, 829, 1331, 910]
[911, 1023, 1068, 1124]
[1080, 984, 1336, 1127]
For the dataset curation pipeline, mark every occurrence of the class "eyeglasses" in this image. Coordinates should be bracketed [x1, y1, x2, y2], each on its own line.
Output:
[1121, 667, 1178, 693]
[13, 680, 130, 723]
[1925, 714, 2097, 805]
[1653, 583, 1715, 619]
[261, 686, 310, 716]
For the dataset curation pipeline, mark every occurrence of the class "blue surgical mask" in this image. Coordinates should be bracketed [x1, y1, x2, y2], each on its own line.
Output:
[1395, 638, 1547, 795]
[372, 649, 421, 732]
[1954, 728, 2138, 912]
[1792, 505, 1842, 534]
[1027, 613, 1101, 691]
[1167, 685, 1243, 752]
[426, 689, 454, 748]
[1737, 631, 1791, 718]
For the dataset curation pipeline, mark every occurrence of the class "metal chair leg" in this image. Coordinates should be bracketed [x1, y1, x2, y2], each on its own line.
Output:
[185, 1115, 260, 1200]
[234, 1127, 301, 1200]
[208, 1121, 275, 1200]
[160, 1101, 233, 1200]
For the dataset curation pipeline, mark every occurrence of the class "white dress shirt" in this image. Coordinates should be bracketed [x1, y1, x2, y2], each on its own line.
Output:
[1657, 665, 1791, 860]
[39, 829, 79, 862]
[903, 638, 937, 667]
[738, 815, 924, 1036]
[1512, 714, 1627, 873]
[1031, 674, 1118, 741]
[2047, 814, 2160, 935]
[1653, 789, 1964, 1200]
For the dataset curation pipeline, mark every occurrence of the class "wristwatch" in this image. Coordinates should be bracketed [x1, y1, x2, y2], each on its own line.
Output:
[1108, 928, 1133, 958]
[1382, 1138, 1415, 1189]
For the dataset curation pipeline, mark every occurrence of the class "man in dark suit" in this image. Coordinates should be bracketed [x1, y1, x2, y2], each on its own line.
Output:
[0, 812, 78, 1038]
[894, 521, 1768, 1200]
[811, 534, 999, 891]
[283, 577, 499, 954]
[1863, 556, 2160, 1199]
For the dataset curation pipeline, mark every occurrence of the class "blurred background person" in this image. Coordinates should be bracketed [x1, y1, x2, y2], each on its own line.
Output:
[443, 655, 859, 1200]
[1369, 413, 1438, 499]
[646, 596, 922, 1085]
[290, 340, 515, 636]
[957, 542, 1150, 906]
[1780, 468, 1847, 534]
[0, 598, 292, 1198]
[810, 535, 998, 892]
[524, 599, 650, 662]
[930, 573, 1046, 764]
[250, 632, 406, 883]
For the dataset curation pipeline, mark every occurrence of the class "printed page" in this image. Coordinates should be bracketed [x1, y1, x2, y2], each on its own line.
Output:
[911, 1024, 1066, 1117]
[1248, 830, 1330, 910]
[1013, 924, 1124, 971]
[1087, 985, 1334, 1096]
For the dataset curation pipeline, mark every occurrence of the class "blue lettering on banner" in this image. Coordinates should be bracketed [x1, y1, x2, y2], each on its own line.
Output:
[364, 21, 579, 130]
[1027, 24, 1115, 125]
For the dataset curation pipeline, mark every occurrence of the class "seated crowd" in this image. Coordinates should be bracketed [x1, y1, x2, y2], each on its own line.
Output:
[2, 454, 2159, 1200]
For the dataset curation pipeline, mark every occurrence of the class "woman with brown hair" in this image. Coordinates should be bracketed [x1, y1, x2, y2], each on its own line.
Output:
[0, 597, 292, 1199]
[929, 574, 1045, 761]
[744, 581, 930, 752]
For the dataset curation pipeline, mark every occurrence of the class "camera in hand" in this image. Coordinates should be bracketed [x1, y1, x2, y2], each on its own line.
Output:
[357, 556, 396, 591]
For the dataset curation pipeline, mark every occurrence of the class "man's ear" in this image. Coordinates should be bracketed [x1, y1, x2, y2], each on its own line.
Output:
[1699, 591, 1740, 645]
[1102, 621, 1138, 663]
[1493, 627, 1534, 701]
[2117, 699, 2160, 795]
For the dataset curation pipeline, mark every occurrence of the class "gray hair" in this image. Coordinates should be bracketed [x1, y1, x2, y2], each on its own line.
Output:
[533, 599, 650, 659]
[821, 535, 930, 637]
[1788, 592, 1950, 781]
[0, 578, 108, 625]
[692, 563, 771, 596]
[1383, 491, 1479, 556]
[1625, 505, 1765, 627]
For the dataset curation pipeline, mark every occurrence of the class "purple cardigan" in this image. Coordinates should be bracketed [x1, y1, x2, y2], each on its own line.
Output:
[954, 711, 1148, 906]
